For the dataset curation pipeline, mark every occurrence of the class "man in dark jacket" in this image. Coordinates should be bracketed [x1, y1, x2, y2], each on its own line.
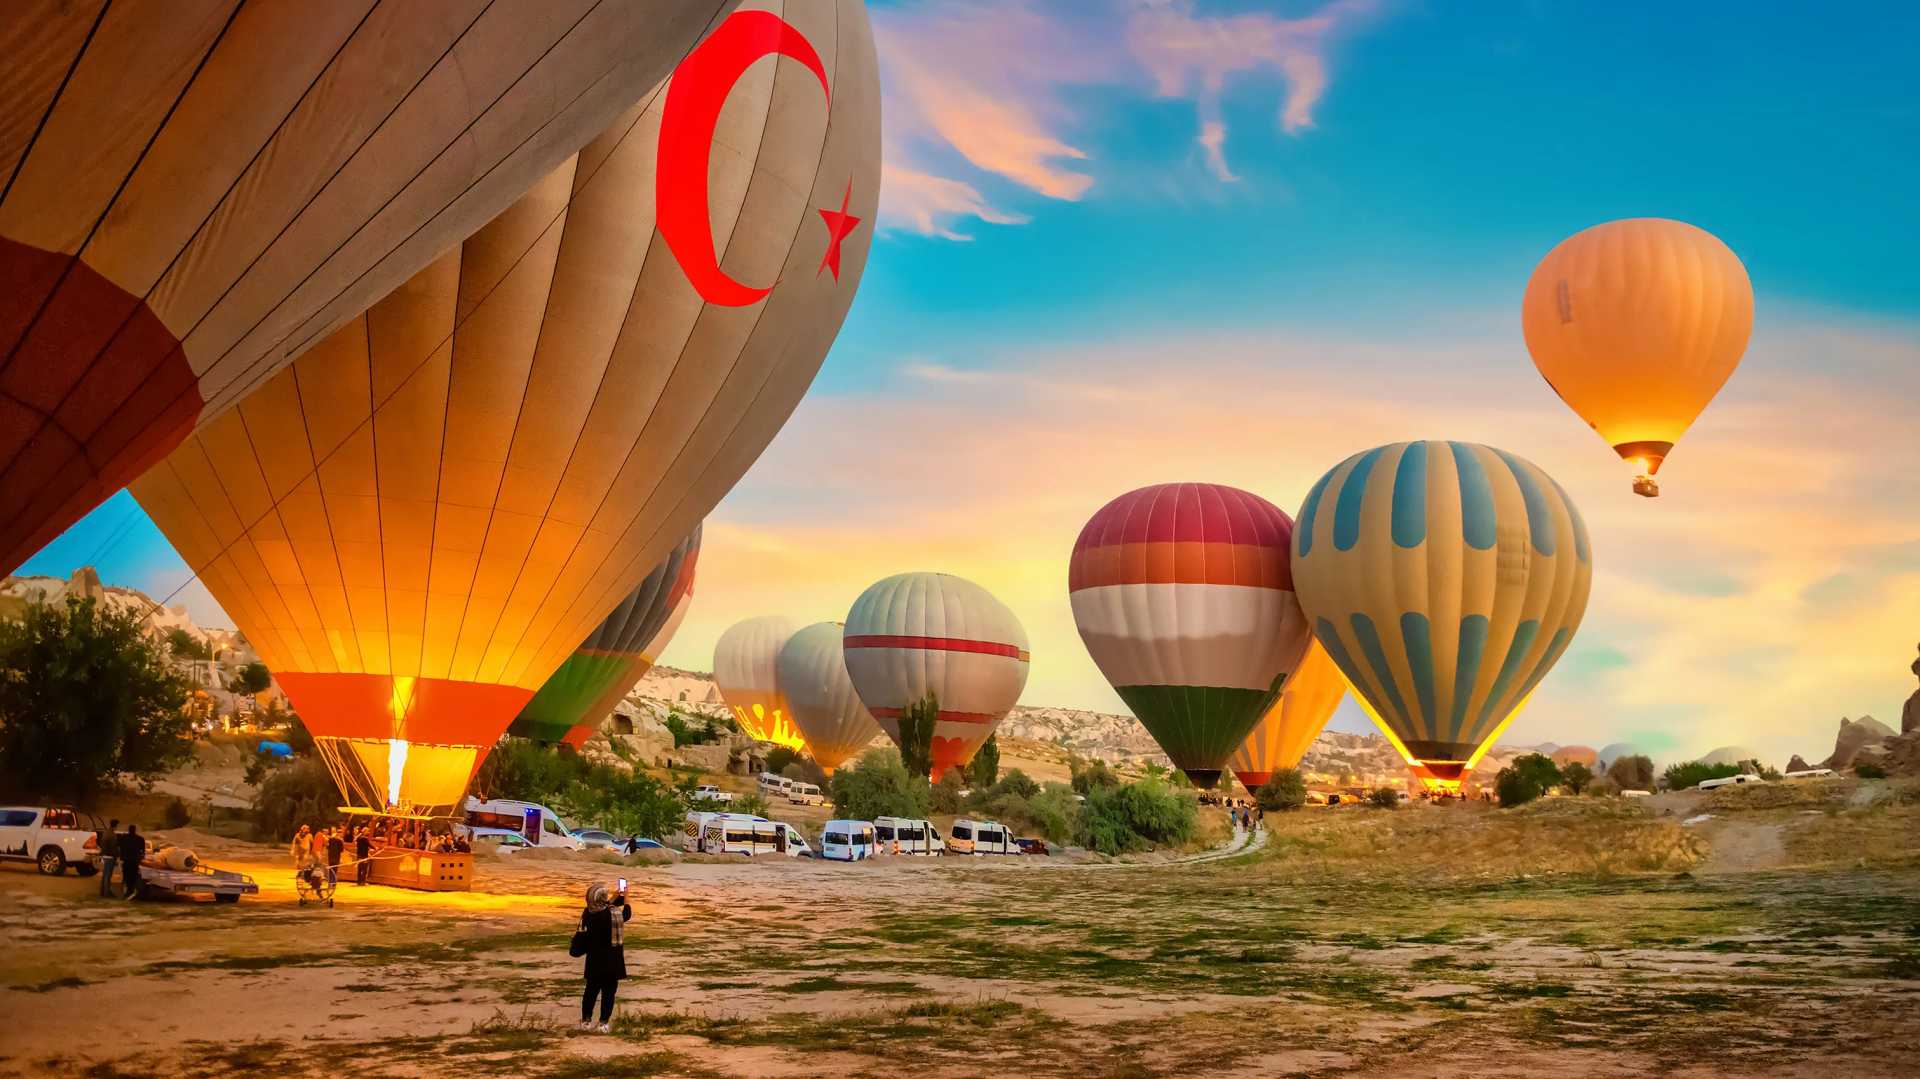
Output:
[326, 827, 345, 884]
[120, 824, 146, 901]
[354, 827, 372, 885]
[95, 818, 119, 898]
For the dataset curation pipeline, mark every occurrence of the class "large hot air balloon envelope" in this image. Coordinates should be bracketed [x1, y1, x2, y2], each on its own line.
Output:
[0, 0, 737, 572]
[844, 573, 1029, 781]
[129, 0, 879, 815]
[1522, 218, 1753, 497]
[509, 527, 701, 750]
[1291, 441, 1593, 785]
[1069, 483, 1312, 788]
[713, 616, 804, 749]
[777, 622, 883, 773]
[1228, 640, 1345, 791]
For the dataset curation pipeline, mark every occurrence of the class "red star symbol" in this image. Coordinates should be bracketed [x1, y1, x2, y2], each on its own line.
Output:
[816, 179, 862, 281]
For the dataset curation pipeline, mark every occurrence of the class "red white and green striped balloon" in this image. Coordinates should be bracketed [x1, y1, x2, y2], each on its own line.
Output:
[1069, 483, 1313, 788]
[842, 572, 1030, 780]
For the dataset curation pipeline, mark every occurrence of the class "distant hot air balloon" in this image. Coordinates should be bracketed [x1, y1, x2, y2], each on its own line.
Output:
[1068, 484, 1312, 789]
[1228, 640, 1345, 792]
[1291, 441, 1593, 788]
[508, 527, 701, 750]
[129, 1, 879, 815]
[714, 616, 805, 749]
[1522, 218, 1753, 497]
[843, 573, 1030, 781]
[777, 622, 883, 773]
[0, 1, 736, 573]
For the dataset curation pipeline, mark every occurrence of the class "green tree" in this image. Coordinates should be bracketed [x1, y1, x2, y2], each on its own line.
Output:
[1495, 752, 1564, 807]
[931, 768, 966, 813]
[165, 627, 210, 661]
[895, 693, 938, 779]
[1256, 768, 1308, 811]
[1070, 757, 1120, 796]
[764, 745, 803, 775]
[251, 757, 342, 841]
[0, 598, 193, 802]
[1560, 760, 1594, 795]
[472, 738, 591, 804]
[965, 733, 1000, 788]
[1606, 754, 1655, 792]
[1077, 777, 1196, 855]
[1367, 787, 1401, 809]
[231, 661, 272, 700]
[1661, 759, 1739, 791]
[828, 747, 932, 820]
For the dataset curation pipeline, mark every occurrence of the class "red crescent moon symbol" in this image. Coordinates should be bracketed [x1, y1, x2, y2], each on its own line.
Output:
[657, 11, 830, 307]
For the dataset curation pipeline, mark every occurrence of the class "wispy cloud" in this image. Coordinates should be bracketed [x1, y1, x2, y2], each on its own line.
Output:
[874, 0, 1380, 237]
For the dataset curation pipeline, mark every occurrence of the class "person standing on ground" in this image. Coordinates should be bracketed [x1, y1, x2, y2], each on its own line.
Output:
[578, 880, 632, 1033]
[326, 826, 345, 884]
[355, 826, 373, 885]
[119, 824, 146, 901]
[290, 824, 311, 869]
[95, 818, 120, 898]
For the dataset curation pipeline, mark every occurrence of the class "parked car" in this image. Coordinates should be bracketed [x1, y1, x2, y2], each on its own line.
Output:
[468, 827, 532, 854]
[621, 837, 666, 853]
[787, 781, 825, 806]
[1015, 837, 1050, 856]
[691, 784, 735, 805]
[570, 829, 620, 849]
[0, 806, 101, 876]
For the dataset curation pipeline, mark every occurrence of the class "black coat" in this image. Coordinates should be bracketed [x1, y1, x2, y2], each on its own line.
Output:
[580, 902, 631, 981]
[121, 833, 146, 866]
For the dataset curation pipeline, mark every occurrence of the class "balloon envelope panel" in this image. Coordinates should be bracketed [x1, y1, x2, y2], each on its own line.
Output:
[1290, 441, 1593, 781]
[0, 0, 734, 573]
[777, 622, 883, 773]
[1068, 483, 1311, 788]
[1228, 640, 1345, 790]
[843, 573, 1029, 780]
[714, 616, 804, 748]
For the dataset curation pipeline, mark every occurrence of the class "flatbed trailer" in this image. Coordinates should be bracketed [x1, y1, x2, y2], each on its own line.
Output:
[135, 862, 259, 903]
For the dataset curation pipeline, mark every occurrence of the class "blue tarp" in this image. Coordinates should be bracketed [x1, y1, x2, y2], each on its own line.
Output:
[256, 740, 292, 758]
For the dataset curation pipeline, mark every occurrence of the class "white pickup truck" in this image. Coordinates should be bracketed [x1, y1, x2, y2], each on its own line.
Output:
[690, 784, 735, 805]
[0, 806, 101, 876]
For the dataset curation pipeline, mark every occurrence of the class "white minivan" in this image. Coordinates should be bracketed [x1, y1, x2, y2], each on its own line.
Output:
[683, 812, 811, 857]
[787, 781, 824, 806]
[949, 818, 1017, 856]
[757, 772, 793, 798]
[820, 820, 877, 861]
[463, 797, 584, 849]
[874, 816, 944, 856]
[1697, 773, 1765, 791]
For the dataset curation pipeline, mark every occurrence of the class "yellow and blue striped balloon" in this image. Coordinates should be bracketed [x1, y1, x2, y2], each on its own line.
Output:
[1290, 441, 1593, 782]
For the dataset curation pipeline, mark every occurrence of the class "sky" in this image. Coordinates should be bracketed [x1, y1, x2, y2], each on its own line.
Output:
[21, 0, 1920, 768]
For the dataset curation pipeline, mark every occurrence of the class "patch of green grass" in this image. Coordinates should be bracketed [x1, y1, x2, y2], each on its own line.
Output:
[538, 1051, 688, 1079]
[1408, 954, 1457, 972]
[1494, 981, 1575, 999]
[11, 975, 87, 992]
[772, 974, 924, 995]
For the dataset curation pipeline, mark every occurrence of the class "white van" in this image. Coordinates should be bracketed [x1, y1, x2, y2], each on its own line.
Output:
[463, 797, 584, 849]
[949, 818, 1018, 856]
[1697, 773, 1765, 791]
[787, 781, 825, 806]
[820, 820, 877, 861]
[683, 812, 811, 857]
[1783, 768, 1836, 782]
[873, 816, 944, 856]
[758, 772, 793, 798]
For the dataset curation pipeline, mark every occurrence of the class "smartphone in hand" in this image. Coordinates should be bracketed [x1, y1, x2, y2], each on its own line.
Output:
[617, 877, 628, 894]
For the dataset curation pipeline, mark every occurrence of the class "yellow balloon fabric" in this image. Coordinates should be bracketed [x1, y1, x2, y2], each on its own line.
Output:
[1227, 640, 1345, 790]
[1290, 441, 1593, 783]
[1522, 218, 1753, 491]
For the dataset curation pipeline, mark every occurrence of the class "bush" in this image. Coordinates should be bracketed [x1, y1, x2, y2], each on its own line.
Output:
[1367, 787, 1400, 809]
[1560, 761, 1594, 795]
[166, 628, 211, 662]
[983, 769, 1039, 803]
[473, 738, 591, 804]
[554, 764, 686, 841]
[251, 758, 342, 841]
[1606, 754, 1655, 791]
[1256, 769, 1308, 811]
[1662, 760, 1739, 791]
[764, 745, 802, 775]
[1855, 761, 1888, 779]
[664, 710, 723, 749]
[162, 796, 192, 829]
[781, 758, 827, 787]
[1496, 753, 1564, 808]
[733, 792, 771, 818]
[931, 769, 966, 814]
[1070, 757, 1120, 796]
[1076, 777, 1195, 855]
[895, 694, 938, 779]
[965, 735, 1000, 788]
[829, 747, 932, 821]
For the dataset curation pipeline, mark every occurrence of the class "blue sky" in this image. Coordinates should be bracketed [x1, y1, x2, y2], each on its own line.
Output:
[21, 0, 1920, 767]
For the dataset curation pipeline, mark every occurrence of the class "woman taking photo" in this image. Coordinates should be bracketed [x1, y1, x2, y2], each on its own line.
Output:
[576, 881, 631, 1032]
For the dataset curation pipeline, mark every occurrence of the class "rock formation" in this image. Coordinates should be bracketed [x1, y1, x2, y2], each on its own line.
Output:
[1820, 715, 1895, 770]
[1785, 754, 1812, 774]
[1903, 644, 1920, 736]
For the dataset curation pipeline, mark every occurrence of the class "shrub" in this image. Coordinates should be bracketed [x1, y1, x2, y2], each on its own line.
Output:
[1367, 787, 1400, 809]
[251, 758, 342, 841]
[931, 770, 966, 814]
[1606, 754, 1655, 792]
[1076, 777, 1195, 855]
[764, 745, 802, 775]
[664, 711, 722, 749]
[555, 765, 685, 841]
[1256, 769, 1308, 811]
[162, 797, 192, 829]
[1496, 753, 1564, 808]
[1070, 757, 1120, 796]
[986, 769, 1039, 802]
[1662, 760, 1739, 791]
[472, 738, 591, 804]
[829, 747, 931, 821]
[733, 792, 771, 818]
[781, 758, 827, 787]
[1855, 761, 1888, 779]
[895, 694, 938, 779]
[1561, 761, 1594, 795]
[965, 735, 1000, 788]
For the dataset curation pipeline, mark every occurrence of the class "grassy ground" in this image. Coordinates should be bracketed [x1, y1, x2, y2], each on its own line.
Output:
[3, 786, 1916, 1077]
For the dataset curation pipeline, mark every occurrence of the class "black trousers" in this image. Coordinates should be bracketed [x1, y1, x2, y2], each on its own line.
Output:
[356, 857, 371, 884]
[582, 976, 618, 1022]
[121, 860, 140, 898]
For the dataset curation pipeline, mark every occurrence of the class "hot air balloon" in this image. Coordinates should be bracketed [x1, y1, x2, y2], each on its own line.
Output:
[1522, 218, 1753, 497]
[508, 527, 701, 750]
[1227, 640, 1345, 792]
[0, 1, 737, 573]
[777, 622, 883, 773]
[714, 616, 805, 749]
[128, 0, 879, 816]
[1291, 441, 1593, 789]
[843, 573, 1030, 781]
[1068, 484, 1312, 788]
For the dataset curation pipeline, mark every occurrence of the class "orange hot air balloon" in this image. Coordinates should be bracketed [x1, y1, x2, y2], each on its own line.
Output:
[129, 1, 880, 816]
[1227, 640, 1345, 792]
[0, 1, 735, 573]
[1522, 218, 1754, 497]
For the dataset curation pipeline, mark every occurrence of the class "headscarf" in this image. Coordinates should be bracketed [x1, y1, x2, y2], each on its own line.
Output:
[584, 882, 623, 947]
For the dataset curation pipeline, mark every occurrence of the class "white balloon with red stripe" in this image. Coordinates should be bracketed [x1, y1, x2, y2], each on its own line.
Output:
[842, 572, 1030, 780]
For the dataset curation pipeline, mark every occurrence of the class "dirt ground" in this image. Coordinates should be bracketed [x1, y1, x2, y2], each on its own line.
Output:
[3, 785, 1916, 1078]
